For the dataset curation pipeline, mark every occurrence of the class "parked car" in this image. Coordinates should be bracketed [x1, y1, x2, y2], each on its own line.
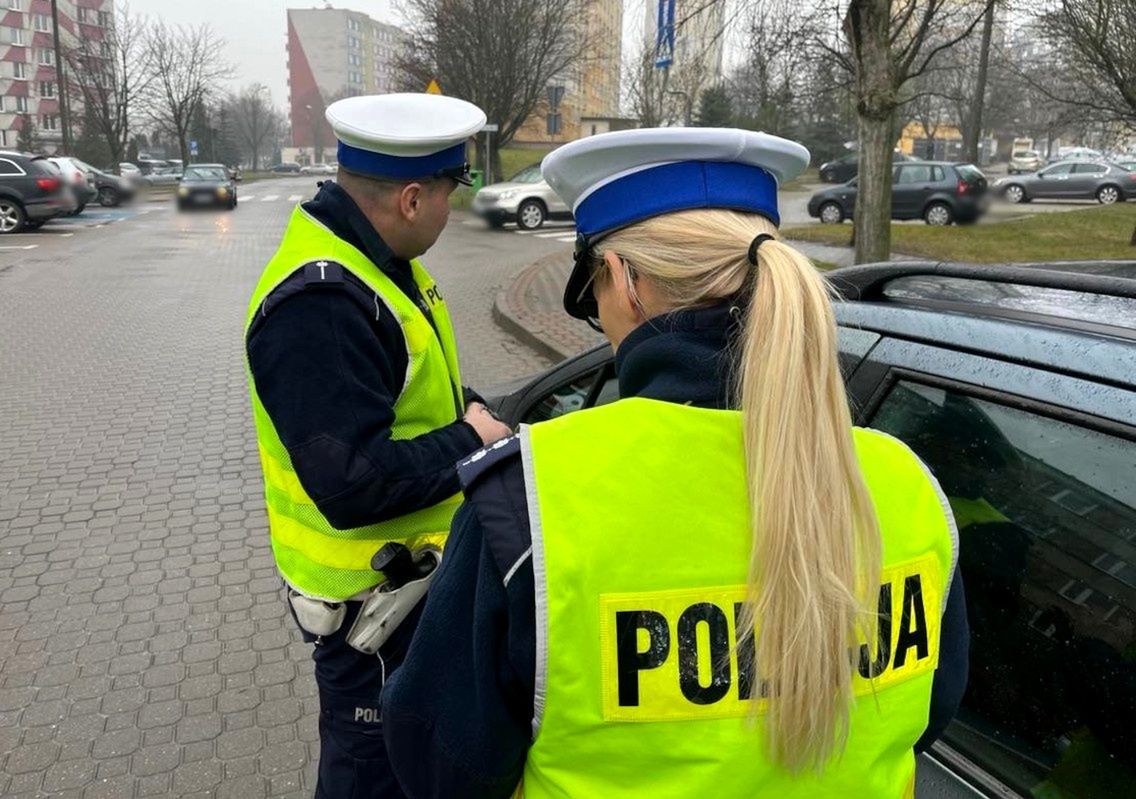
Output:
[270, 162, 302, 174]
[994, 160, 1136, 204]
[1007, 149, 1043, 174]
[0, 150, 77, 233]
[136, 159, 170, 176]
[472, 163, 573, 230]
[143, 167, 183, 188]
[47, 156, 97, 215]
[818, 151, 915, 183]
[1048, 146, 1102, 164]
[62, 157, 135, 208]
[1116, 159, 1136, 172]
[176, 163, 237, 211]
[300, 163, 336, 175]
[808, 161, 988, 225]
[487, 260, 1136, 799]
[117, 162, 142, 178]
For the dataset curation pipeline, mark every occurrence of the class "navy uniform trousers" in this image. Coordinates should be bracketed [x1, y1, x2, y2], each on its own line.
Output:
[292, 600, 415, 799]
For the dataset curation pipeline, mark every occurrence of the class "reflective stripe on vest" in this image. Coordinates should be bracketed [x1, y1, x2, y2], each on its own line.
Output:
[245, 206, 464, 601]
[519, 398, 957, 799]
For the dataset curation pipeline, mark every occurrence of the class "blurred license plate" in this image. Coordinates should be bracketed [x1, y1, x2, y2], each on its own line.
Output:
[194, 194, 214, 204]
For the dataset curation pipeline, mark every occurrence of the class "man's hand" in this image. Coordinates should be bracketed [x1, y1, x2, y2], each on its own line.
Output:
[463, 402, 512, 446]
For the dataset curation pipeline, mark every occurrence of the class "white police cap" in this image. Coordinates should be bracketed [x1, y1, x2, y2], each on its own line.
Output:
[326, 93, 487, 185]
[540, 127, 810, 318]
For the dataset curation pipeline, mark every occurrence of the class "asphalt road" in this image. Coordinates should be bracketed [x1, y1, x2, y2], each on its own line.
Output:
[0, 177, 562, 799]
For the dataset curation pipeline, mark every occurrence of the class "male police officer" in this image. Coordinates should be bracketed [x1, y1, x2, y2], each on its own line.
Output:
[244, 93, 511, 798]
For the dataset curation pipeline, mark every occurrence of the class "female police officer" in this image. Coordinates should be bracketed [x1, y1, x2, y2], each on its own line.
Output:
[381, 128, 969, 797]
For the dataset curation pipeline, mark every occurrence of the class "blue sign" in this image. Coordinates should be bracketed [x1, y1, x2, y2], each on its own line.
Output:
[189, 139, 199, 156]
[655, 0, 675, 69]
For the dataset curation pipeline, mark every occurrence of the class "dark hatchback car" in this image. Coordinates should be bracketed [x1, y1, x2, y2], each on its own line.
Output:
[808, 161, 989, 226]
[0, 150, 76, 233]
[488, 261, 1136, 799]
[819, 150, 915, 183]
[176, 164, 238, 211]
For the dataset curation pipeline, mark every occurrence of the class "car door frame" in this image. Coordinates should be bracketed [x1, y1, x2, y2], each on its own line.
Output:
[843, 333, 1136, 798]
[892, 164, 936, 219]
[1033, 163, 1075, 198]
[1068, 161, 1108, 198]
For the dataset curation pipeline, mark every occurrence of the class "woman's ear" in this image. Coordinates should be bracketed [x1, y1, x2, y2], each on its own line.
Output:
[603, 250, 643, 322]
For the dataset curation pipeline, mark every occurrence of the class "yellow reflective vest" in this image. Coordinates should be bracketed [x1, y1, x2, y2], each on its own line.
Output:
[245, 206, 464, 601]
[519, 398, 958, 798]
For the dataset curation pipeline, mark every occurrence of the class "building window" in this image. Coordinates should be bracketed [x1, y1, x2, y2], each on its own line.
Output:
[77, 7, 87, 22]
[348, 18, 360, 31]
[11, 27, 25, 45]
[7, 0, 21, 10]
[33, 14, 50, 31]
[41, 114, 58, 130]
[98, 11, 110, 27]
[0, 96, 4, 112]
[39, 48, 54, 65]
[100, 41, 111, 58]
[348, 36, 359, 49]
[39, 80, 54, 97]
[15, 96, 27, 112]
[13, 62, 27, 79]
[0, 131, 8, 147]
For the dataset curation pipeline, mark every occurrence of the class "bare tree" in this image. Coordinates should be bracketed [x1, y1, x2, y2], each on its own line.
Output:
[145, 22, 233, 165]
[63, 3, 153, 171]
[399, 0, 590, 177]
[832, 0, 995, 263]
[227, 84, 281, 171]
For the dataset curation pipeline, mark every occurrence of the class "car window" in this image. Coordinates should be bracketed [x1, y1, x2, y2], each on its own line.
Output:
[896, 165, 934, 184]
[520, 366, 618, 424]
[508, 164, 542, 184]
[1041, 163, 1074, 176]
[0, 158, 22, 175]
[1072, 163, 1107, 174]
[930, 166, 944, 182]
[184, 167, 226, 181]
[870, 381, 1136, 797]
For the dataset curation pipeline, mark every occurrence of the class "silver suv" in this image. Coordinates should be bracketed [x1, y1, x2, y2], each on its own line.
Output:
[472, 163, 572, 230]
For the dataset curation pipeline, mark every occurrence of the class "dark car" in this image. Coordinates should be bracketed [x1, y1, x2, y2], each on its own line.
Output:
[818, 151, 915, 183]
[0, 150, 77, 233]
[808, 161, 988, 226]
[994, 160, 1136, 205]
[487, 260, 1136, 799]
[270, 162, 302, 174]
[176, 164, 238, 211]
[68, 157, 135, 207]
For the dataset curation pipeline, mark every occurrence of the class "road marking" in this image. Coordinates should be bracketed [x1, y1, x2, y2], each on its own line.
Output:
[60, 233, 74, 237]
[0, 244, 37, 250]
[261, 195, 279, 202]
[288, 194, 302, 201]
[241, 196, 256, 202]
[534, 231, 570, 238]
[461, 219, 482, 226]
[554, 235, 576, 243]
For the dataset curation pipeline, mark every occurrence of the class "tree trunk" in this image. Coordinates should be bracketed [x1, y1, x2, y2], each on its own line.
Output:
[963, 2, 996, 164]
[847, 0, 898, 264]
[854, 112, 895, 264]
[1131, 221, 1136, 247]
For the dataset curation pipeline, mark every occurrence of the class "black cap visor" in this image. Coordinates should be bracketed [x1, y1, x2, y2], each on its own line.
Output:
[435, 162, 473, 186]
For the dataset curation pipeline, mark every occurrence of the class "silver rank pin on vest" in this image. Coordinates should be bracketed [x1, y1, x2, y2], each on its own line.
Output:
[345, 542, 443, 655]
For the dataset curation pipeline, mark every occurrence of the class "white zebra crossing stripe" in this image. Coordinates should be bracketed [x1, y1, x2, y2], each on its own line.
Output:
[554, 235, 575, 243]
[534, 231, 569, 238]
[241, 196, 256, 202]
[261, 195, 279, 202]
[288, 194, 302, 201]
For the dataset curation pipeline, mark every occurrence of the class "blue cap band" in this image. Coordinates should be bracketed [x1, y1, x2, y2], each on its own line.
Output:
[336, 140, 466, 180]
[573, 161, 780, 240]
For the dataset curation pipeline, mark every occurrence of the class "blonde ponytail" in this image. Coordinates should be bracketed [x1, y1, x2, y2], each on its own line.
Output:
[595, 209, 881, 772]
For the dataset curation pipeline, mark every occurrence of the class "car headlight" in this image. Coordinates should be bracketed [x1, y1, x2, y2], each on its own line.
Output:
[497, 189, 518, 201]
[178, 187, 189, 196]
[216, 187, 228, 197]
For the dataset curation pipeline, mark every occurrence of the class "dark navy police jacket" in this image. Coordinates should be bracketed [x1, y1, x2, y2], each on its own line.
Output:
[381, 301, 971, 799]
[246, 181, 482, 532]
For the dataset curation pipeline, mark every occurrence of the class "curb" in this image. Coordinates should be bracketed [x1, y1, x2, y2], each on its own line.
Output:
[492, 256, 577, 363]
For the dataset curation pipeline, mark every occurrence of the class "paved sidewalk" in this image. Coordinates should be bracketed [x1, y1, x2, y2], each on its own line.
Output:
[492, 240, 859, 361]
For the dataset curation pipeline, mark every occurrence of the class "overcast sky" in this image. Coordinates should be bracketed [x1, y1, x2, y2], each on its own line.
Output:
[129, 1, 652, 113]
[129, 1, 402, 109]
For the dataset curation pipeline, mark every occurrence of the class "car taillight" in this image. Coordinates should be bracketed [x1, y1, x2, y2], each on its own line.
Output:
[36, 177, 61, 191]
[957, 180, 968, 195]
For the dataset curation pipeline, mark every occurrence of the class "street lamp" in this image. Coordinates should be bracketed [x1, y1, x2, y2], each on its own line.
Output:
[305, 103, 321, 165]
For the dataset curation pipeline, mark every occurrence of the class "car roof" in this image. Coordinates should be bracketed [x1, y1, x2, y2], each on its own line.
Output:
[830, 261, 1136, 388]
[188, 163, 226, 168]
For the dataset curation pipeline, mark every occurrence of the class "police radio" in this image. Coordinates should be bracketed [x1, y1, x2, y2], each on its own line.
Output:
[345, 543, 441, 655]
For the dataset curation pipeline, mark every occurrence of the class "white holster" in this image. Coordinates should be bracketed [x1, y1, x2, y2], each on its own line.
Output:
[345, 547, 441, 655]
